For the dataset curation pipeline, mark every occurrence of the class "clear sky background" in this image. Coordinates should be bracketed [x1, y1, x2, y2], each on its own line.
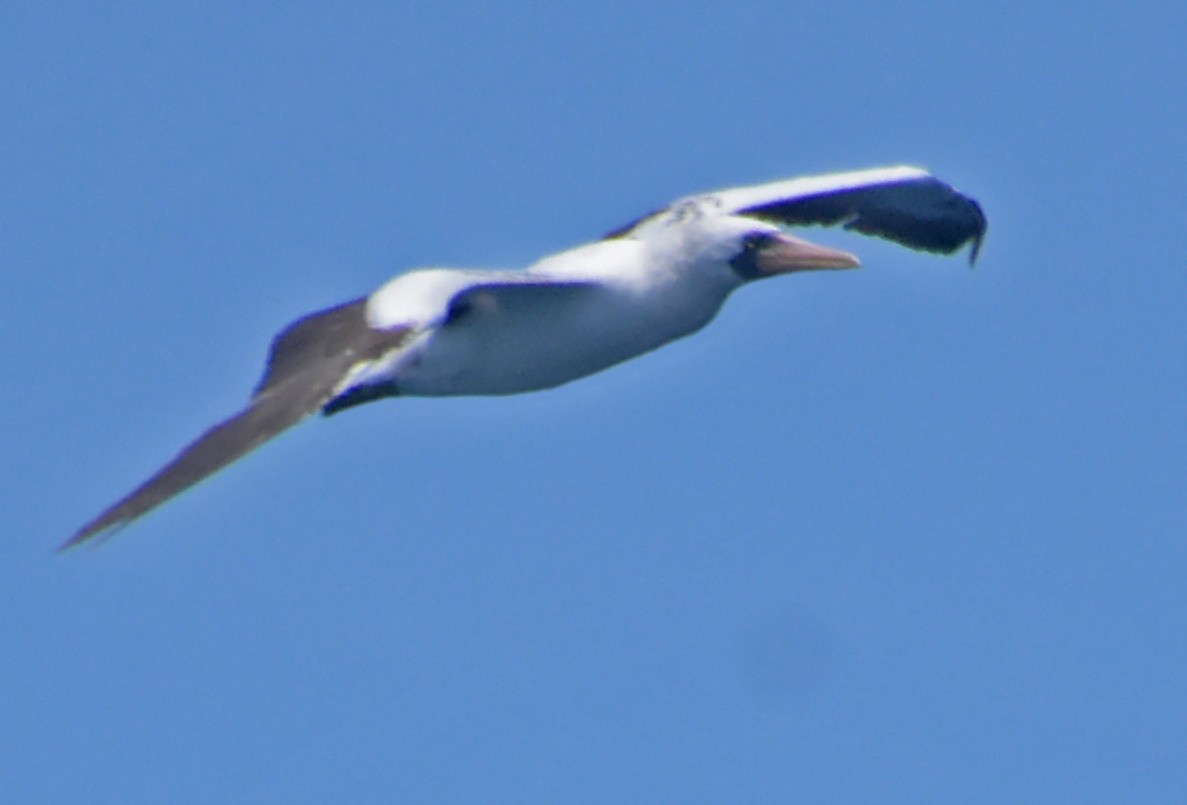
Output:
[3, 2, 1185, 801]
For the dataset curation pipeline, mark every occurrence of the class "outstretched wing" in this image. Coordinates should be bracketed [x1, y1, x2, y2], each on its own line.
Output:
[608, 166, 987, 263]
[62, 298, 413, 549]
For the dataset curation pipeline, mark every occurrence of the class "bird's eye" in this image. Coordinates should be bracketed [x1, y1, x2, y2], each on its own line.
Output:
[744, 232, 775, 250]
[731, 233, 777, 280]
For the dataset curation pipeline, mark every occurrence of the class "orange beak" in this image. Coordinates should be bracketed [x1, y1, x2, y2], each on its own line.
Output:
[756, 233, 861, 275]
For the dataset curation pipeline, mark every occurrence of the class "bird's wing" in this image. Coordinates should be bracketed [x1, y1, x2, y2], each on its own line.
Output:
[608, 166, 987, 263]
[64, 277, 605, 547]
[62, 298, 415, 549]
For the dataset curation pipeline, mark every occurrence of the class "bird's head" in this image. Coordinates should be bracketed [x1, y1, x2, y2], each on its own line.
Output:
[646, 211, 860, 287]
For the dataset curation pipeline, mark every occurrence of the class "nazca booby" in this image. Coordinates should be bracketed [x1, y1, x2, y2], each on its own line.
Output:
[64, 165, 986, 548]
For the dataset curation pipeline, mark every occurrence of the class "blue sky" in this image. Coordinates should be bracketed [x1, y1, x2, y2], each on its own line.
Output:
[3, 1, 1185, 801]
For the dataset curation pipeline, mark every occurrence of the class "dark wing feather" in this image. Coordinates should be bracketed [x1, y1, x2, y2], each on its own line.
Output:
[605, 168, 987, 264]
[63, 299, 413, 549]
[737, 176, 987, 263]
[254, 297, 370, 398]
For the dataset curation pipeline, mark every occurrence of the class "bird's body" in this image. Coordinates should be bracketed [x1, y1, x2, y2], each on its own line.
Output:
[65, 165, 986, 548]
[367, 235, 736, 397]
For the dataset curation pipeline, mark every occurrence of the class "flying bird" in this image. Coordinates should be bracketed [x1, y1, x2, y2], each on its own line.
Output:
[64, 165, 986, 549]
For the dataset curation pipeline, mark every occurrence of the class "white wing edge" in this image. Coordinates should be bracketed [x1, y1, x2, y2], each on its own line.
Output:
[703, 165, 931, 214]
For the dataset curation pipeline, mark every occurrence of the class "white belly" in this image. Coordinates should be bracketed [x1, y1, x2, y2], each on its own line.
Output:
[395, 282, 726, 396]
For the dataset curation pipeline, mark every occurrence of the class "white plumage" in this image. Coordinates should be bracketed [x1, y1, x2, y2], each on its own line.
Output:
[65, 165, 986, 548]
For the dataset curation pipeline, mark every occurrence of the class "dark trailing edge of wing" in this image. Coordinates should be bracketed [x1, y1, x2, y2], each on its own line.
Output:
[62, 298, 413, 550]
